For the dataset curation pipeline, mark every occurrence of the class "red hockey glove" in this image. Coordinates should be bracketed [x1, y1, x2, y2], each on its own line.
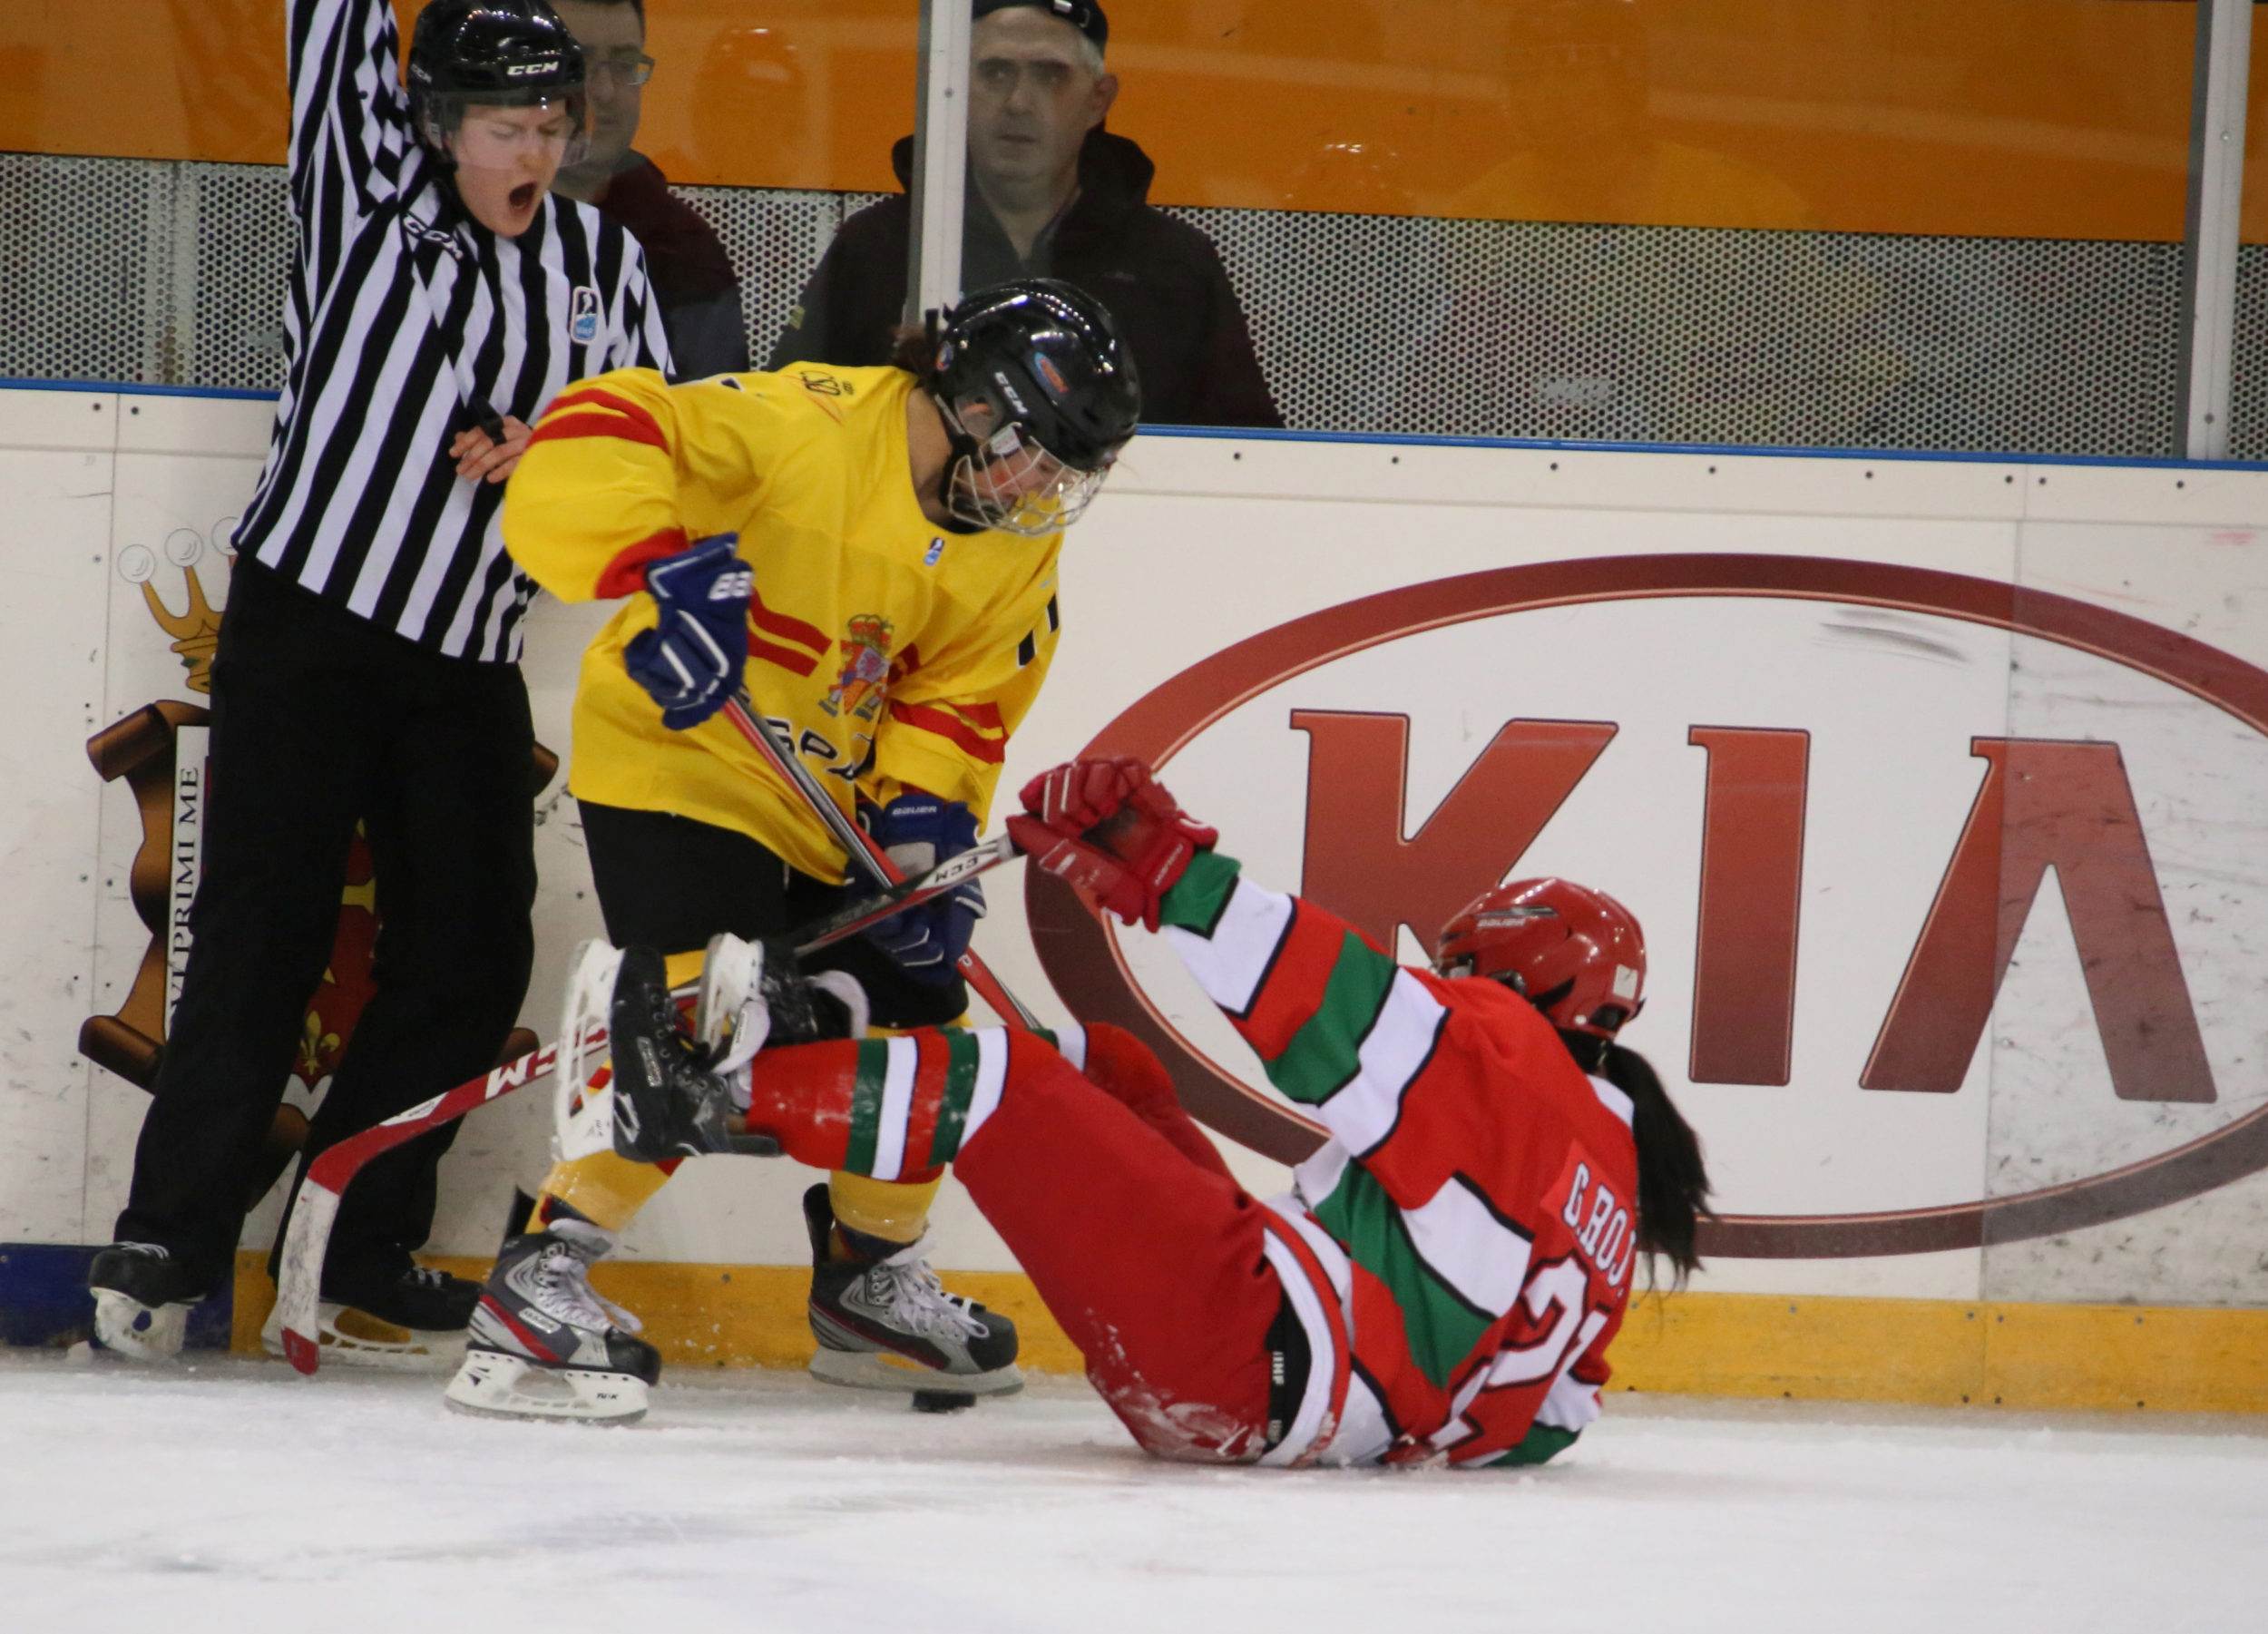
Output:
[1004, 758, 1217, 933]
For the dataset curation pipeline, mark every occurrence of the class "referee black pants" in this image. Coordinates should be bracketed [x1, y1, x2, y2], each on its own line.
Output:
[114, 562, 536, 1295]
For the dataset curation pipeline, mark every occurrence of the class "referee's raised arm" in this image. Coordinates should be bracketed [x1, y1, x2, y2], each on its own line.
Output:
[87, 0, 670, 1365]
[240, 0, 670, 661]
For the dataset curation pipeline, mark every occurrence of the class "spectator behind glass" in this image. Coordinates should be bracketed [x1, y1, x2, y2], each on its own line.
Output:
[769, 0, 1281, 429]
[551, 0, 748, 377]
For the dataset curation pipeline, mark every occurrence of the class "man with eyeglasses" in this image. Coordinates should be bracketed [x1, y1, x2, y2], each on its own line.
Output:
[552, 0, 749, 377]
[771, 0, 1279, 429]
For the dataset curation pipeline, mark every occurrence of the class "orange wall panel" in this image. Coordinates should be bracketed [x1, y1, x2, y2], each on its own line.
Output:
[0, 1, 2253, 242]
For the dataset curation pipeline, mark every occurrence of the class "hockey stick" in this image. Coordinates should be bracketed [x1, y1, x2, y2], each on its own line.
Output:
[719, 690, 1042, 1028]
[791, 831, 1022, 953]
[274, 1024, 605, 1375]
[274, 834, 1032, 1375]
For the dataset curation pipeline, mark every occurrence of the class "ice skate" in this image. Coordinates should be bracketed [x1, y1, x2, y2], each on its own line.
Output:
[693, 929, 870, 1062]
[261, 1261, 477, 1371]
[802, 1184, 1022, 1398]
[608, 942, 777, 1162]
[86, 1243, 208, 1362]
[443, 1218, 660, 1424]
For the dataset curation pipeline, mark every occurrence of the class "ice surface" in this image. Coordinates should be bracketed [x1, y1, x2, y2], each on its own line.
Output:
[1, 1352, 2262, 1634]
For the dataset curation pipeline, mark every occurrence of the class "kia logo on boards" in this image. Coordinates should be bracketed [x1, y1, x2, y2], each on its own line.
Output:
[1028, 553, 2268, 1259]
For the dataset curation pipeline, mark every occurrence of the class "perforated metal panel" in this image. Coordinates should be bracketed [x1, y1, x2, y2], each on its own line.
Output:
[180, 162, 294, 393]
[0, 152, 2226, 462]
[1176, 205, 2188, 456]
[0, 153, 171, 385]
[675, 185, 855, 367]
[2232, 245, 2267, 462]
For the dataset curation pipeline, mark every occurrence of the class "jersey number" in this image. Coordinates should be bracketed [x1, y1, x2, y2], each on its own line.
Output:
[1491, 1258, 1596, 1386]
[1427, 1257, 1608, 1461]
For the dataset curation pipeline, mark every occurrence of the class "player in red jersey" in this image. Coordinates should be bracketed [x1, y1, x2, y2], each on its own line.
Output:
[604, 755, 1712, 1466]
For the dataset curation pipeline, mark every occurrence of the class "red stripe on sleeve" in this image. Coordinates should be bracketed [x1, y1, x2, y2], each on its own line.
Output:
[592, 529, 690, 599]
[887, 700, 1008, 764]
[750, 589, 829, 656]
[1237, 904, 1354, 1059]
[544, 387, 670, 448]
[748, 635, 820, 677]
[524, 412, 668, 454]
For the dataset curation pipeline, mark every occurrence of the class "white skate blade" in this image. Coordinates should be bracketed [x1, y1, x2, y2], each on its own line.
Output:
[443, 1347, 650, 1424]
[261, 1300, 465, 1373]
[807, 1347, 1023, 1398]
[90, 1288, 190, 1362]
[554, 939, 627, 1162]
[694, 931, 763, 1058]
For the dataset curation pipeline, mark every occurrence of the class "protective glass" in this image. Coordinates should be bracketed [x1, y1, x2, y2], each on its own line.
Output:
[944, 416, 1110, 537]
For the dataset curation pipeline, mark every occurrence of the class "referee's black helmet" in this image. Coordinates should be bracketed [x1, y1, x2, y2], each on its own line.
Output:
[408, 0, 588, 160]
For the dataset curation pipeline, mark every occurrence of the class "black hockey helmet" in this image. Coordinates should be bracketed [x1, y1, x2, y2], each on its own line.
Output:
[407, 0, 588, 163]
[922, 279, 1141, 537]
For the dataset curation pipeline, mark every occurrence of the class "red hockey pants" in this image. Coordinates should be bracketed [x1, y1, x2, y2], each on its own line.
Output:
[745, 1025, 1284, 1462]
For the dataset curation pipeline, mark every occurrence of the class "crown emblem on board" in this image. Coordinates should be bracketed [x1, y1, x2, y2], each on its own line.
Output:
[119, 533, 227, 694]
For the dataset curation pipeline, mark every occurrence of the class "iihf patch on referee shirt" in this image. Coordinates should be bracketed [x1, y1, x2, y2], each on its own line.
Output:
[572, 286, 600, 344]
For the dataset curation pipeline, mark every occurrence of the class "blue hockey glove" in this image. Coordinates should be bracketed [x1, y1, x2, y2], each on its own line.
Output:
[622, 534, 750, 730]
[861, 793, 984, 983]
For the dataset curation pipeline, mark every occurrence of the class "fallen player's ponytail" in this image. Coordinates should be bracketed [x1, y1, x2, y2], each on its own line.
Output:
[1600, 1042, 1712, 1290]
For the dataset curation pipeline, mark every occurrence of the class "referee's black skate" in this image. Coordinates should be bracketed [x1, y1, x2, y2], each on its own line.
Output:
[444, 1217, 660, 1424]
[260, 1258, 480, 1370]
[87, 1243, 210, 1362]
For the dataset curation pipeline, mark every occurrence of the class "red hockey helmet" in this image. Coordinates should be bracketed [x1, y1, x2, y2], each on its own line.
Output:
[1432, 878, 1646, 1039]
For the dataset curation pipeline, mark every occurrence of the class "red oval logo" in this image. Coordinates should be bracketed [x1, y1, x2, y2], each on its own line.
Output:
[1026, 553, 2268, 1258]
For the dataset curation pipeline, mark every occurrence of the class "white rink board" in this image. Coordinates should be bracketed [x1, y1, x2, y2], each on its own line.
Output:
[2, 386, 2264, 1316]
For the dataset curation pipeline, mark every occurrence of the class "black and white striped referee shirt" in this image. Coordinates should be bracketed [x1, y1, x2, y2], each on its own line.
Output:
[235, 0, 674, 663]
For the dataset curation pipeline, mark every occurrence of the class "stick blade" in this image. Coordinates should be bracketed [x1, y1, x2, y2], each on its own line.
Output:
[274, 1177, 343, 1376]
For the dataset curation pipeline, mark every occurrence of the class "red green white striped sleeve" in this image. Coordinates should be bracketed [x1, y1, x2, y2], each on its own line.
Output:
[1158, 855, 1547, 1392]
[1158, 852, 1452, 1159]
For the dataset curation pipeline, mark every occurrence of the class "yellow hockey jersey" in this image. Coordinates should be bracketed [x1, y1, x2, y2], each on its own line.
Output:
[503, 364, 1063, 883]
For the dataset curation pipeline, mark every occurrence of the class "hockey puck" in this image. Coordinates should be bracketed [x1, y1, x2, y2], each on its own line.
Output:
[912, 1389, 975, 1414]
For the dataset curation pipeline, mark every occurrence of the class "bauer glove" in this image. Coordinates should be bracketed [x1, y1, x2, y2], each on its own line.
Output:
[1005, 758, 1217, 933]
[860, 792, 986, 983]
[623, 534, 750, 730]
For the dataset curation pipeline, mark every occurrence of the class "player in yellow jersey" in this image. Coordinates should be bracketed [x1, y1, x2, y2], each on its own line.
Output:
[445, 280, 1139, 1422]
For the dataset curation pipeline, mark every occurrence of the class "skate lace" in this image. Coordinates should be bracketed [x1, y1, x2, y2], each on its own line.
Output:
[531, 1240, 645, 1336]
[869, 1237, 989, 1343]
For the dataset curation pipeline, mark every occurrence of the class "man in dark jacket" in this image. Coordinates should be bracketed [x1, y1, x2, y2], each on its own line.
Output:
[552, 0, 748, 377]
[768, 0, 1280, 429]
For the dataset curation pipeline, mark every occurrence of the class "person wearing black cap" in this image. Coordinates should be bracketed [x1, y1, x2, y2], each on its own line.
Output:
[770, 0, 1280, 430]
[84, 0, 671, 1365]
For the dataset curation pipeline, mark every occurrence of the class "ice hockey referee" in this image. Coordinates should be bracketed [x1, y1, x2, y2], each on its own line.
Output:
[88, 0, 672, 1362]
